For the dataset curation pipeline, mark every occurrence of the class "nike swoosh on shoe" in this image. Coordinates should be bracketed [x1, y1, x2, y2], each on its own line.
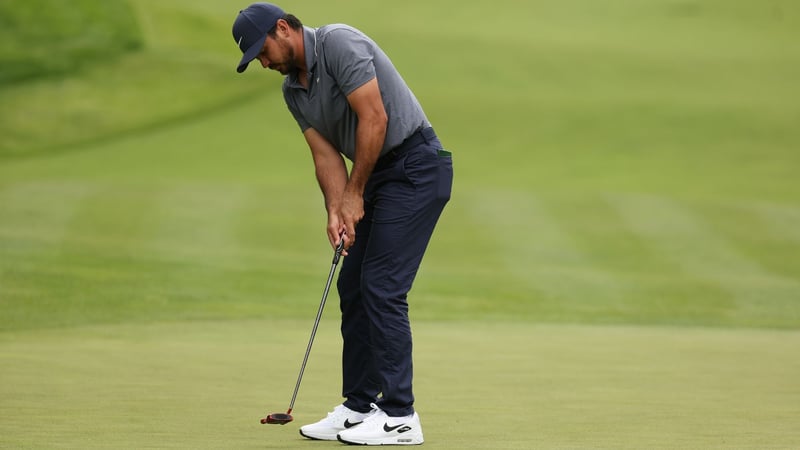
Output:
[383, 423, 405, 432]
[344, 419, 363, 429]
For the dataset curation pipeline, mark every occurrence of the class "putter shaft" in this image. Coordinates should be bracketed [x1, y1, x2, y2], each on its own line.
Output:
[286, 239, 345, 412]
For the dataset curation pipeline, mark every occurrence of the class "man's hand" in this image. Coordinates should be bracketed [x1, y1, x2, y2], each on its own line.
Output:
[325, 190, 363, 255]
[308, 77, 387, 255]
[339, 189, 364, 250]
[326, 212, 345, 254]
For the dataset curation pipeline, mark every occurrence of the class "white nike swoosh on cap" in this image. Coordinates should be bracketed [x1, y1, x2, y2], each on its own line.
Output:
[238, 36, 244, 48]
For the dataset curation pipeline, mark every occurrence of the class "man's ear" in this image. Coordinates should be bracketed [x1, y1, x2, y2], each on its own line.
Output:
[275, 19, 291, 38]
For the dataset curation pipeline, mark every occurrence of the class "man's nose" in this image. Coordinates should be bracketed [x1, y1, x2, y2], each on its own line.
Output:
[258, 55, 269, 68]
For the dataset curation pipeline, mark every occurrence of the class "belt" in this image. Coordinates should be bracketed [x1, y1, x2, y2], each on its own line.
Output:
[374, 127, 435, 171]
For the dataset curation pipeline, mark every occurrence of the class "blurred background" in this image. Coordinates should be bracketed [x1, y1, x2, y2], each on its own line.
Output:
[1, 0, 798, 448]
[2, 0, 797, 327]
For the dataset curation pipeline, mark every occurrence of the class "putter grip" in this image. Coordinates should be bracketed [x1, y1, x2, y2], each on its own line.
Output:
[333, 239, 345, 265]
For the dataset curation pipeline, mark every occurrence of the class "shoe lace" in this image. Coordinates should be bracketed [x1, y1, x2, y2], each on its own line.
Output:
[360, 403, 385, 424]
[326, 404, 348, 421]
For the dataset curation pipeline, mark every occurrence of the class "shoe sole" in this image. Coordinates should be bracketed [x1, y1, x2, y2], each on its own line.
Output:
[299, 429, 340, 441]
[337, 434, 424, 445]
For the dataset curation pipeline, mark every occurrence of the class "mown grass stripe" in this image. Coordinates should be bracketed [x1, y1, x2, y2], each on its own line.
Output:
[0, 182, 93, 256]
[751, 201, 800, 244]
[609, 194, 800, 326]
[0, 182, 97, 329]
[148, 183, 253, 263]
[609, 194, 785, 280]
[53, 183, 162, 255]
[473, 188, 625, 304]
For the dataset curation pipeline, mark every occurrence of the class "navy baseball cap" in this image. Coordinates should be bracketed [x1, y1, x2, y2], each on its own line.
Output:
[233, 3, 285, 73]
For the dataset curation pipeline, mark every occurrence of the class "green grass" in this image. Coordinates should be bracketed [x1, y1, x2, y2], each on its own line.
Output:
[2, 321, 799, 449]
[1, 0, 799, 447]
[0, 0, 267, 156]
[0, 0, 142, 84]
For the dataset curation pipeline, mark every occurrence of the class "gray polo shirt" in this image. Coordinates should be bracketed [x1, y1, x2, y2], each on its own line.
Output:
[282, 25, 430, 161]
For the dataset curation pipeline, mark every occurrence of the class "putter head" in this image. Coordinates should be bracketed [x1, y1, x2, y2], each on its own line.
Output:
[261, 412, 293, 425]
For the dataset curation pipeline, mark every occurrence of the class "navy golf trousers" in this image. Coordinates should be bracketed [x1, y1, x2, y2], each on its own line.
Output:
[337, 127, 452, 417]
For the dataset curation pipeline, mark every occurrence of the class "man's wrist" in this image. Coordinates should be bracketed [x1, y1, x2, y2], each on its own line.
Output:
[344, 178, 367, 197]
[326, 201, 342, 213]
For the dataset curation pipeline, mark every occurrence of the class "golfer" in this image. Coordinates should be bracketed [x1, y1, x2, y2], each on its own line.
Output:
[233, 3, 452, 446]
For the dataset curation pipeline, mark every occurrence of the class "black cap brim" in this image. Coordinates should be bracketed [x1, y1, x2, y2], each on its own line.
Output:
[236, 33, 268, 73]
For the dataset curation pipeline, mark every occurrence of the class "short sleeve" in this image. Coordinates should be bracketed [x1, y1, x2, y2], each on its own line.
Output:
[322, 28, 376, 96]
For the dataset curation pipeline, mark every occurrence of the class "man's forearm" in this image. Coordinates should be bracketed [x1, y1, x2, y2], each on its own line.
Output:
[345, 77, 388, 197]
[304, 128, 349, 212]
[347, 114, 387, 196]
[318, 160, 348, 214]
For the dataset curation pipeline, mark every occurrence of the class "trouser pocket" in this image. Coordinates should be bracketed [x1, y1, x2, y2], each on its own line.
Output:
[437, 150, 453, 201]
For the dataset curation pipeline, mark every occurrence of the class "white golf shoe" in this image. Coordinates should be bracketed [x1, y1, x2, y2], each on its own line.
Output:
[299, 404, 374, 441]
[337, 403, 424, 445]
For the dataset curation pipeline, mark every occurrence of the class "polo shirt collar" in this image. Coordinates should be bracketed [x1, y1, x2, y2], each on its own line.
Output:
[286, 26, 318, 89]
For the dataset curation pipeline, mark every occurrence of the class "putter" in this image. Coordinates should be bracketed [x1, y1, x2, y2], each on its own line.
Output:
[260, 236, 346, 425]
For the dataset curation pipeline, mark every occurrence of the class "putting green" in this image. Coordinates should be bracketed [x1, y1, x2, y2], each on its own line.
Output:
[1, 320, 797, 448]
[2, 1, 798, 448]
